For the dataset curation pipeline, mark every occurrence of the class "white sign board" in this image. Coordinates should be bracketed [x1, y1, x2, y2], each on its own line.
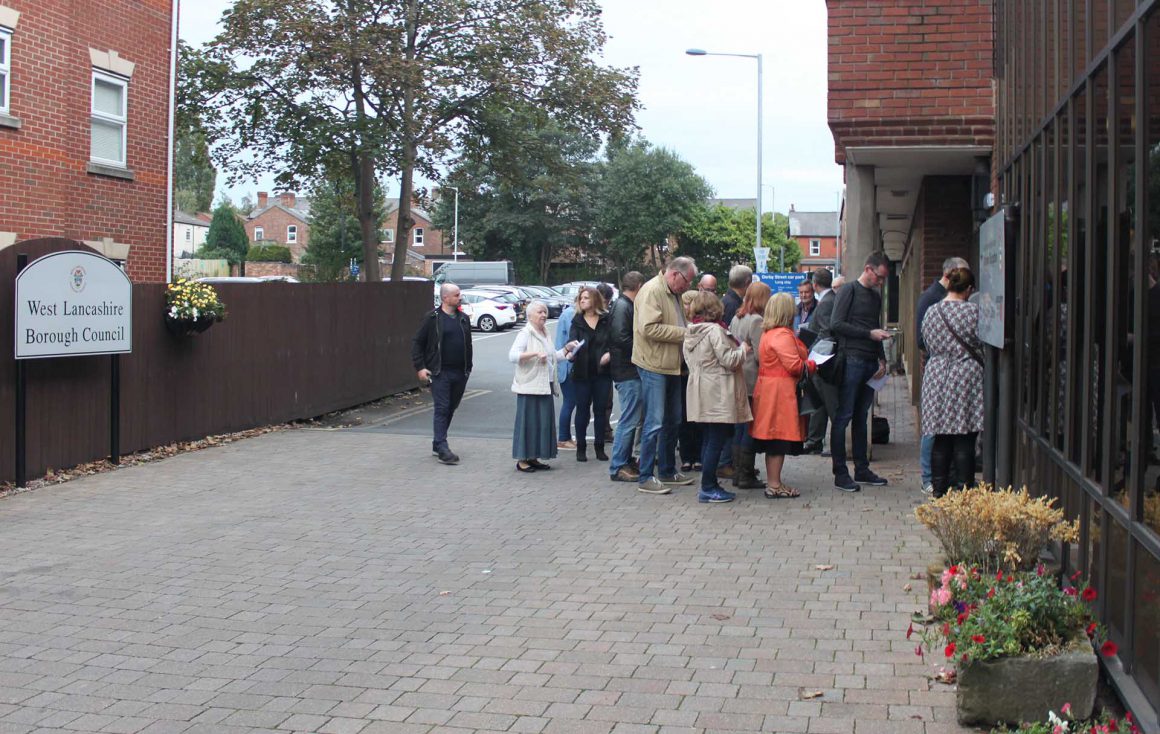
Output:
[753, 247, 770, 274]
[15, 251, 132, 359]
[978, 210, 1006, 349]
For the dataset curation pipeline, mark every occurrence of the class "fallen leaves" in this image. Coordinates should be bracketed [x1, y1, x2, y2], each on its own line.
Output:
[932, 668, 957, 685]
[798, 689, 824, 700]
[815, 564, 835, 571]
[710, 613, 731, 621]
[903, 583, 913, 592]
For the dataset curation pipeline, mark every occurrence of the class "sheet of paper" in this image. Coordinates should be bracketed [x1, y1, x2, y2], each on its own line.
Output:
[866, 373, 889, 391]
[808, 350, 834, 365]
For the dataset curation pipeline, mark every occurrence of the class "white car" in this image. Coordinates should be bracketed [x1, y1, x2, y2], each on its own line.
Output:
[552, 280, 619, 303]
[459, 289, 518, 332]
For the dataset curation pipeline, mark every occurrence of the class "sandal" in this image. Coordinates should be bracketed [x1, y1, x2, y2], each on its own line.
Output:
[681, 462, 694, 472]
[528, 460, 552, 470]
[764, 484, 800, 499]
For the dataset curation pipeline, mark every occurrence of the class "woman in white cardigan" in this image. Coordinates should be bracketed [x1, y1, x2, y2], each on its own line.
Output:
[510, 301, 579, 472]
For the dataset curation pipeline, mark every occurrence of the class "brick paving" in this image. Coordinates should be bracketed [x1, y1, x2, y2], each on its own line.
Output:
[0, 378, 979, 733]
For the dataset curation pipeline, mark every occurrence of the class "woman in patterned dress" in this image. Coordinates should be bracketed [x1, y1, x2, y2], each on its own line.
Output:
[921, 268, 984, 497]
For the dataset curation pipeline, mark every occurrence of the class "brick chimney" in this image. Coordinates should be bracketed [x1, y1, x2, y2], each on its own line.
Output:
[257, 191, 268, 209]
[279, 192, 297, 209]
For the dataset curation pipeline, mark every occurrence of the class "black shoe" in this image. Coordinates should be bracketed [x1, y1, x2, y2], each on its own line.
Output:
[576, 447, 588, 462]
[432, 441, 439, 456]
[801, 441, 823, 455]
[437, 447, 459, 465]
[834, 475, 861, 493]
[594, 446, 609, 461]
[854, 470, 888, 486]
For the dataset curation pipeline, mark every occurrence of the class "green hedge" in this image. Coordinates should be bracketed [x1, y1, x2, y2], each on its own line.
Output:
[247, 244, 293, 263]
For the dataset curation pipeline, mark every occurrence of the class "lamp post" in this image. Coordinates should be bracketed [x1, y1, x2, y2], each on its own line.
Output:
[444, 185, 461, 262]
[686, 47, 763, 266]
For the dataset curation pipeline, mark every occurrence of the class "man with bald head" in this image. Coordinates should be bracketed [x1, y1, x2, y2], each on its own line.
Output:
[412, 282, 473, 465]
[698, 274, 718, 293]
[632, 256, 699, 494]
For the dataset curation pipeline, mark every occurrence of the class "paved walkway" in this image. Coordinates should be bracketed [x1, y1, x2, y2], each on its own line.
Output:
[0, 378, 978, 734]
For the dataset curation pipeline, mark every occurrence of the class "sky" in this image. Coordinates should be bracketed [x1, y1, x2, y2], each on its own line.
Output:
[178, 0, 844, 215]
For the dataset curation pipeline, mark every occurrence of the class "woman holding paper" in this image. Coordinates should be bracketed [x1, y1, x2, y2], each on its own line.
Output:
[510, 301, 579, 473]
[920, 268, 983, 497]
[750, 293, 816, 498]
[567, 287, 612, 462]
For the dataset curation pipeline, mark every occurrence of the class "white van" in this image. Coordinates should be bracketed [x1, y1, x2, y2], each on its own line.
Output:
[432, 261, 515, 288]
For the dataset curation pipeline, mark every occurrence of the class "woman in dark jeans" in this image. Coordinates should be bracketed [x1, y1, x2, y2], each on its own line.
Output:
[568, 287, 612, 462]
[920, 268, 984, 496]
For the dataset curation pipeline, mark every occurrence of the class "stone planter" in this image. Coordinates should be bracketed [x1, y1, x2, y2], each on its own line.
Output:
[956, 644, 1098, 727]
[164, 315, 217, 337]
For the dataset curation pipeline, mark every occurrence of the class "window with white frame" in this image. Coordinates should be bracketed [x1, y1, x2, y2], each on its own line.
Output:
[254, 227, 264, 241]
[413, 227, 424, 246]
[90, 71, 127, 166]
[184, 228, 191, 242]
[382, 228, 395, 243]
[0, 28, 11, 115]
[810, 239, 821, 256]
[287, 225, 297, 243]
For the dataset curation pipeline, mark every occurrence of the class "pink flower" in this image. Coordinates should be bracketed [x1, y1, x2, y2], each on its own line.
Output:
[1064, 586, 1078, 597]
[932, 587, 952, 607]
[1061, 702, 1072, 716]
[906, 623, 914, 640]
[1037, 562, 1045, 576]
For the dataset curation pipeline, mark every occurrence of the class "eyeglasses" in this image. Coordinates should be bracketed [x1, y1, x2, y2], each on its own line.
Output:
[675, 270, 691, 285]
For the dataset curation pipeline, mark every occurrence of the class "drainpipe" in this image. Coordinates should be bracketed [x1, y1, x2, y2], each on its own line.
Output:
[164, 0, 180, 282]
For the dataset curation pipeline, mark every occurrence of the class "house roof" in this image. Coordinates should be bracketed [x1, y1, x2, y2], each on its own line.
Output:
[789, 211, 840, 237]
[248, 197, 312, 223]
[174, 210, 210, 227]
[384, 200, 435, 224]
[709, 198, 758, 211]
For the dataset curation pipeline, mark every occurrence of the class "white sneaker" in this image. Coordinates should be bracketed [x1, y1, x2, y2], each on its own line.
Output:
[921, 483, 934, 495]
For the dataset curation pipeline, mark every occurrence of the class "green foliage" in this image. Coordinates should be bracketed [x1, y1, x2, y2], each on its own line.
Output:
[303, 173, 385, 282]
[247, 245, 292, 263]
[201, 203, 249, 267]
[174, 40, 217, 214]
[992, 706, 1140, 733]
[675, 204, 754, 281]
[914, 565, 1109, 667]
[594, 141, 713, 269]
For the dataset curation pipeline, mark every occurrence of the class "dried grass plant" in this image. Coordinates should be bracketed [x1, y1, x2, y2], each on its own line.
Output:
[914, 484, 1079, 572]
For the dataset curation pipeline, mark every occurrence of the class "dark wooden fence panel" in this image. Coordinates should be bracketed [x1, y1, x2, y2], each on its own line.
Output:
[1, 239, 428, 482]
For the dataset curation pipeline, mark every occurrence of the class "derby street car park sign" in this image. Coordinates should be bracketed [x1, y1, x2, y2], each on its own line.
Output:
[15, 251, 132, 359]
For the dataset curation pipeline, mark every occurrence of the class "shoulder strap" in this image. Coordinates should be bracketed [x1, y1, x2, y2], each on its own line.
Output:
[936, 305, 983, 365]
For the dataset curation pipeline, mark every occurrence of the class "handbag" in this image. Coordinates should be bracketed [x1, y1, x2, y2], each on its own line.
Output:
[936, 307, 984, 365]
[813, 337, 846, 385]
[796, 368, 822, 416]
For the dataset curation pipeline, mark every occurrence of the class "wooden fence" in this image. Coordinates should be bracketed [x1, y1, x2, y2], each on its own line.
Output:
[1, 239, 428, 483]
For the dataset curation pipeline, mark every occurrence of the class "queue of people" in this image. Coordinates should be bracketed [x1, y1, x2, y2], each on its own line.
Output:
[413, 248, 989, 504]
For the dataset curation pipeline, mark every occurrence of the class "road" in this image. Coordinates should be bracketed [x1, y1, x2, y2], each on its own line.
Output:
[342, 321, 621, 445]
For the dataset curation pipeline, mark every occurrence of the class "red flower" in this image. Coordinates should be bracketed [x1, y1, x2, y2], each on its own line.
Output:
[957, 612, 968, 625]
[1086, 622, 1098, 638]
[971, 635, 986, 644]
[949, 565, 959, 575]
[906, 623, 913, 640]
[1064, 586, 1078, 597]
[960, 652, 969, 663]
[1037, 563, 1045, 576]
[1082, 587, 1097, 602]
[915, 643, 924, 660]
[945, 642, 956, 657]
[996, 570, 1004, 581]
[987, 587, 996, 599]
[942, 622, 951, 636]
[1101, 641, 1119, 657]
[1006, 575, 1014, 582]
[1071, 570, 1083, 582]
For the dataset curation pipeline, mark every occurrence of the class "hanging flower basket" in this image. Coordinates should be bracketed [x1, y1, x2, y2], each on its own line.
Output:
[164, 279, 225, 337]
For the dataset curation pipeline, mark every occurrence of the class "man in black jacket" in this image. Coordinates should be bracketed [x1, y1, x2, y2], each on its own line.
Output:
[722, 265, 752, 326]
[608, 272, 646, 482]
[829, 252, 893, 492]
[411, 283, 473, 465]
[803, 269, 841, 453]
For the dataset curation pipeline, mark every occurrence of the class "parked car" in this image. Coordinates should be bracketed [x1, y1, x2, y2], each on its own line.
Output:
[459, 289, 518, 332]
[194, 276, 266, 284]
[553, 280, 620, 304]
[513, 285, 570, 318]
[471, 284, 540, 318]
[432, 260, 515, 288]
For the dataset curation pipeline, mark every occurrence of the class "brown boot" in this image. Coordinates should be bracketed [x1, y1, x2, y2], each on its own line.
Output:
[734, 447, 766, 489]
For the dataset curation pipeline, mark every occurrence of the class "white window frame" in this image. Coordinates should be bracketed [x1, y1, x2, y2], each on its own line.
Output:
[254, 226, 264, 241]
[413, 227, 424, 246]
[0, 28, 11, 115]
[90, 70, 128, 167]
[810, 238, 821, 256]
[184, 228, 191, 242]
[287, 225, 297, 243]
[382, 228, 395, 243]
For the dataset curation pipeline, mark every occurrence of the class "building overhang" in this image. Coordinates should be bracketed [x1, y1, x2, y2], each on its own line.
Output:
[846, 145, 991, 260]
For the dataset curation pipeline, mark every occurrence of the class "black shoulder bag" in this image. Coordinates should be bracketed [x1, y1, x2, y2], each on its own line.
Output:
[936, 306, 984, 365]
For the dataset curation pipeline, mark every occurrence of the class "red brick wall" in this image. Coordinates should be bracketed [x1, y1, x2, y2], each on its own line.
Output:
[916, 176, 975, 286]
[245, 208, 310, 261]
[0, 0, 174, 282]
[827, 0, 995, 163]
[383, 210, 448, 256]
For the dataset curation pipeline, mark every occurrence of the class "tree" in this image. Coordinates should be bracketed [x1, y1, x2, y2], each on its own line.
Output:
[304, 171, 386, 282]
[432, 106, 602, 283]
[190, 0, 638, 284]
[201, 202, 250, 274]
[674, 204, 753, 281]
[739, 210, 802, 272]
[173, 41, 217, 214]
[593, 141, 713, 269]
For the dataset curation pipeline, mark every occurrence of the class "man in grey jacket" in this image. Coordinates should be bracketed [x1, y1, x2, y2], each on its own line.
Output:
[803, 269, 840, 454]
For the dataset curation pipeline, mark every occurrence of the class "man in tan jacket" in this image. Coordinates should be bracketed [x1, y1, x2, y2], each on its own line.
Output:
[632, 256, 698, 494]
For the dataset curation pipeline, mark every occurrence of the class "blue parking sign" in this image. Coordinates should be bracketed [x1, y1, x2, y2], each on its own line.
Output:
[350, 263, 361, 277]
[756, 272, 807, 295]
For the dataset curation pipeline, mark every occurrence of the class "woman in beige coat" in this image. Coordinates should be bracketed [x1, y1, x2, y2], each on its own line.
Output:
[683, 291, 753, 503]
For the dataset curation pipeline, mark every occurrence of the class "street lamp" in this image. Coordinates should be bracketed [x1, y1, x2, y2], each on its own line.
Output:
[686, 47, 765, 267]
[443, 185, 461, 262]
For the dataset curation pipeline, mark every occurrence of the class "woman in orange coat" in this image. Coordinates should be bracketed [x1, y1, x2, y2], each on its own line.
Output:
[750, 292, 816, 498]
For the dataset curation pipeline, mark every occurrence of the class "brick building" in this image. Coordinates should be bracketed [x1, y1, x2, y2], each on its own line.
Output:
[826, 0, 994, 387]
[0, 0, 176, 282]
[787, 205, 840, 273]
[381, 201, 453, 276]
[244, 191, 311, 262]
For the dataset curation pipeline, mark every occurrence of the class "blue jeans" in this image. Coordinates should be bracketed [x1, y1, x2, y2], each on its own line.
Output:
[431, 367, 468, 450]
[638, 367, 682, 481]
[921, 433, 934, 485]
[831, 355, 879, 478]
[611, 378, 643, 474]
[733, 415, 752, 449]
[699, 423, 731, 490]
[558, 378, 576, 441]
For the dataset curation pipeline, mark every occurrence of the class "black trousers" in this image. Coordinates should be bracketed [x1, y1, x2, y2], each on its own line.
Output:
[431, 367, 468, 450]
[573, 375, 612, 449]
[931, 431, 978, 497]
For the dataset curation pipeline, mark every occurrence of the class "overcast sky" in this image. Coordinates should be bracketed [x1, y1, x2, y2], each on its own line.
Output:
[179, 0, 844, 215]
